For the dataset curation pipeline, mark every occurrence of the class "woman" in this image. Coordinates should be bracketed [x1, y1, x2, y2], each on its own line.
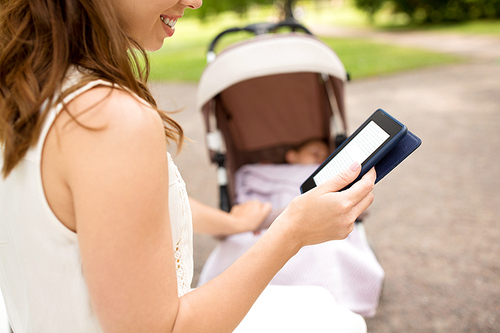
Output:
[0, 0, 376, 332]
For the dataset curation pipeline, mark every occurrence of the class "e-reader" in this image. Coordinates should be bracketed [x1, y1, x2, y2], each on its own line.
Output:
[300, 109, 417, 193]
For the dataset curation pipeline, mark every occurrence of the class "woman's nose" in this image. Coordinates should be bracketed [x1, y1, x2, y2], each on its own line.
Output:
[179, 0, 202, 9]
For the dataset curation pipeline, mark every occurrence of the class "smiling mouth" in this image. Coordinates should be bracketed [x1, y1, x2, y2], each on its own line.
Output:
[160, 15, 177, 28]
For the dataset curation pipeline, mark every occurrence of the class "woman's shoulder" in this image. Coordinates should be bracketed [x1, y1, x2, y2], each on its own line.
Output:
[51, 85, 168, 174]
[63, 85, 163, 134]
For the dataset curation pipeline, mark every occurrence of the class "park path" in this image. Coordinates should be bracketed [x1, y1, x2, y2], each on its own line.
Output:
[150, 26, 500, 332]
[310, 24, 500, 61]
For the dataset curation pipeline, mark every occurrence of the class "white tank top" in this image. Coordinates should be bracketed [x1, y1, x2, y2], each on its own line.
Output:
[0, 74, 193, 332]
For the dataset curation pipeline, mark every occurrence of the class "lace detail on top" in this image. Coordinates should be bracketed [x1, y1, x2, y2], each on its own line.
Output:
[167, 153, 193, 296]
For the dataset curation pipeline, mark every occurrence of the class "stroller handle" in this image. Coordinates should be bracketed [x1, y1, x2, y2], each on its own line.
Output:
[207, 20, 313, 62]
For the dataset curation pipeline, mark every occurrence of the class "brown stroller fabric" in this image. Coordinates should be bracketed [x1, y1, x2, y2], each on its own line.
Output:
[202, 72, 346, 205]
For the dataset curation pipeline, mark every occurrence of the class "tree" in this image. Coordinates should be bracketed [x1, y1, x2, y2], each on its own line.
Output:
[192, 0, 299, 21]
[354, 0, 385, 23]
[354, 0, 500, 24]
[282, 0, 297, 20]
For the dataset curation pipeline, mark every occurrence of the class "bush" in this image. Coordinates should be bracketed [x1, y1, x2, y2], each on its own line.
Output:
[355, 0, 500, 23]
[190, 0, 271, 20]
[354, 0, 386, 22]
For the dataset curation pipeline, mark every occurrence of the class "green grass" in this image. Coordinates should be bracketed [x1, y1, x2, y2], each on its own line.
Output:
[387, 19, 500, 35]
[147, 2, 471, 82]
[148, 43, 207, 82]
[149, 25, 462, 82]
[321, 37, 462, 79]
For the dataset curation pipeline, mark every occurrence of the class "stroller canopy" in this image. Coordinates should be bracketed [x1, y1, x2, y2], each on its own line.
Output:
[196, 33, 347, 111]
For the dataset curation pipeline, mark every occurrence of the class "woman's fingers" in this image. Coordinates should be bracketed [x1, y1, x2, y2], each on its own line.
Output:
[341, 167, 376, 221]
[352, 190, 375, 221]
[346, 167, 376, 199]
[314, 162, 362, 194]
[314, 164, 376, 202]
[350, 167, 377, 192]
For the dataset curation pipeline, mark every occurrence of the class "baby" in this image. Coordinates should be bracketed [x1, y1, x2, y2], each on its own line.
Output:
[284, 139, 330, 165]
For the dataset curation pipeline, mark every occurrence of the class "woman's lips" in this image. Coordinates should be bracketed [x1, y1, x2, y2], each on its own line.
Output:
[160, 15, 178, 37]
[160, 15, 178, 28]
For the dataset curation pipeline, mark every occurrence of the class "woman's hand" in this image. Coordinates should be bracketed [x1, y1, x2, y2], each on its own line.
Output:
[228, 200, 272, 234]
[190, 198, 271, 236]
[273, 162, 376, 249]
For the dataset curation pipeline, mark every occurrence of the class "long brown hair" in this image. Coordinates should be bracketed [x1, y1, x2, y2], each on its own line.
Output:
[0, 0, 184, 177]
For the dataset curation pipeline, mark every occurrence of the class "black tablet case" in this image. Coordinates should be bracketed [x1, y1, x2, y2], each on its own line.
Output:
[374, 131, 422, 184]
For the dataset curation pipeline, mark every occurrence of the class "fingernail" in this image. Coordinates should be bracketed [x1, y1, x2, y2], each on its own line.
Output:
[349, 162, 361, 171]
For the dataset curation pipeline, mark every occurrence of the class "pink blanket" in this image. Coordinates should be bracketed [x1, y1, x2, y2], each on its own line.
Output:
[199, 164, 385, 318]
[234, 164, 318, 208]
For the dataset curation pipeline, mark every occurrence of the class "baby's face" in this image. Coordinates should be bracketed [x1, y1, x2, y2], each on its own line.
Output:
[294, 141, 329, 164]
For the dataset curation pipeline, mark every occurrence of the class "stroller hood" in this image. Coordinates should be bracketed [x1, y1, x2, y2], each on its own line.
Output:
[196, 33, 347, 111]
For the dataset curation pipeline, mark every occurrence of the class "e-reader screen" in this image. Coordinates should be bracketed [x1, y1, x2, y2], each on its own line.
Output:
[313, 121, 389, 186]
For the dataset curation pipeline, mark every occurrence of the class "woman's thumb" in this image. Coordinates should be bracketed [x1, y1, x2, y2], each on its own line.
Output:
[318, 162, 362, 193]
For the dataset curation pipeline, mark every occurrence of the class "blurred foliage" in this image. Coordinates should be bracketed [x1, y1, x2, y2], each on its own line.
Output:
[355, 0, 500, 23]
[189, 0, 301, 20]
[192, 0, 275, 19]
[354, 0, 386, 22]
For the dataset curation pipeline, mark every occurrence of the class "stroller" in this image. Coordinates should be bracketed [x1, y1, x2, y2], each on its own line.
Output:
[195, 21, 385, 321]
[196, 20, 349, 213]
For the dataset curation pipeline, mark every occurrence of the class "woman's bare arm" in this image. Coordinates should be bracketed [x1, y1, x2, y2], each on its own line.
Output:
[56, 88, 179, 332]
